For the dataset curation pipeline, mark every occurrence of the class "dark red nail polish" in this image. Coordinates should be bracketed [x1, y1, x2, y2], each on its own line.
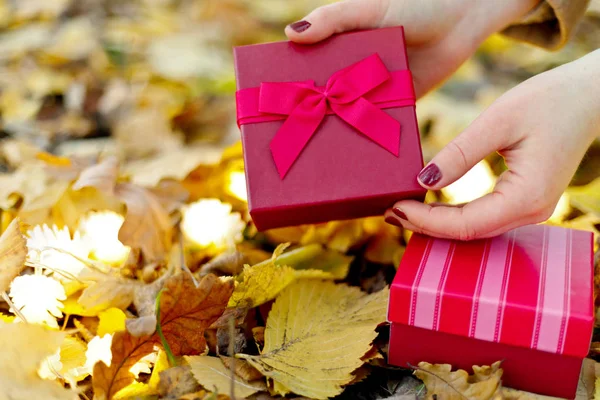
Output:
[385, 216, 402, 227]
[290, 20, 311, 33]
[418, 163, 442, 187]
[392, 208, 408, 220]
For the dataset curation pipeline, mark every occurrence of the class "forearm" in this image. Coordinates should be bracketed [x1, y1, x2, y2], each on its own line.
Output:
[573, 49, 600, 139]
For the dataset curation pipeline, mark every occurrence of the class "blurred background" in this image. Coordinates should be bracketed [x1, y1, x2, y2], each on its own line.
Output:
[0, 0, 598, 224]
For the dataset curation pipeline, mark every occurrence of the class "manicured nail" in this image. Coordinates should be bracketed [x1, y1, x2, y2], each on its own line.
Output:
[290, 20, 311, 33]
[385, 216, 402, 227]
[418, 163, 442, 187]
[392, 208, 408, 220]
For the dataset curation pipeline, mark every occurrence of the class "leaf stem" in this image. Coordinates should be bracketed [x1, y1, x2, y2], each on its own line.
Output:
[155, 288, 177, 366]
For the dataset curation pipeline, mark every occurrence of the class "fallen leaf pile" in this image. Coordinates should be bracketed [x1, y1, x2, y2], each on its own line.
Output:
[0, 1, 599, 400]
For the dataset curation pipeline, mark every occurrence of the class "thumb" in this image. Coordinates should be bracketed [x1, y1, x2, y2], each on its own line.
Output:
[285, 0, 387, 44]
[417, 111, 514, 190]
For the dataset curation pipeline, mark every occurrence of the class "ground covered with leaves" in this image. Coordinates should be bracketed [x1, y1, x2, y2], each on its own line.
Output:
[0, 1, 599, 400]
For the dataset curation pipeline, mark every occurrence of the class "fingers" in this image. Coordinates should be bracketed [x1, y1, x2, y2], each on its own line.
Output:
[416, 111, 515, 190]
[285, 0, 387, 44]
[386, 179, 540, 240]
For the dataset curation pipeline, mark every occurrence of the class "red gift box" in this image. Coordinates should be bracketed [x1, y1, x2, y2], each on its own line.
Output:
[388, 224, 594, 398]
[234, 27, 426, 231]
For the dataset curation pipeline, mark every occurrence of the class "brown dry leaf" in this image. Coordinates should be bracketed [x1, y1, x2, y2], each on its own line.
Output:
[115, 182, 172, 262]
[78, 272, 138, 311]
[158, 273, 234, 355]
[0, 218, 26, 293]
[186, 356, 266, 398]
[92, 330, 156, 400]
[72, 156, 119, 197]
[220, 356, 263, 381]
[158, 365, 201, 399]
[414, 361, 503, 400]
[0, 322, 77, 400]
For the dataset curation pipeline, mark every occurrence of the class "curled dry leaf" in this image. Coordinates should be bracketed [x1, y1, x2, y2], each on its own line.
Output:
[72, 156, 119, 197]
[126, 268, 173, 337]
[414, 361, 503, 400]
[239, 280, 388, 399]
[185, 356, 266, 398]
[220, 356, 264, 382]
[0, 218, 26, 293]
[115, 182, 172, 262]
[93, 273, 233, 399]
[78, 272, 137, 311]
[157, 365, 201, 399]
[0, 322, 77, 400]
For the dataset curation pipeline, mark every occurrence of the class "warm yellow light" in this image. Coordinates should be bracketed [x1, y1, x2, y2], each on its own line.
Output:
[181, 199, 245, 250]
[78, 211, 130, 265]
[227, 171, 248, 202]
[442, 161, 496, 205]
[548, 193, 571, 223]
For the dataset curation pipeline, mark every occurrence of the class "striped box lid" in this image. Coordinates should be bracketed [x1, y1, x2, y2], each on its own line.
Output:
[388, 224, 594, 358]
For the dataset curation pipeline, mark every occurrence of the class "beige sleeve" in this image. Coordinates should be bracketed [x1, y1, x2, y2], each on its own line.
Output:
[501, 0, 591, 50]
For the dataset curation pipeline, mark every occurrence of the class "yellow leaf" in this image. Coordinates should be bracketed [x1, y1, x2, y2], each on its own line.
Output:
[113, 381, 153, 400]
[148, 350, 169, 392]
[185, 356, 266, 398]
[568, 177, 600, 215]
[61, 292, 108, 316]
[414, 361, 503, 400]
[0, 322, 77, 400]
[595, 377, 600, 400]
[59, 336, 88, 382]
[0, 217, 26, 293]
[98, 308, 127, 336]
[239, 281, 388, 399]
[229, 244, 353, 308]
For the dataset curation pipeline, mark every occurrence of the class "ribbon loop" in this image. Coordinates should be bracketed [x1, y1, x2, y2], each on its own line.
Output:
[237, 53, 415, 178]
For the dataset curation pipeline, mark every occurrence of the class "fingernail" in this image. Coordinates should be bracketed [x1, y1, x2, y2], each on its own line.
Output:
[385, 216, 402, 227]
[290, 20, 311, 33]
[418, 163, 442, 187]
[392, 208, 408, 220]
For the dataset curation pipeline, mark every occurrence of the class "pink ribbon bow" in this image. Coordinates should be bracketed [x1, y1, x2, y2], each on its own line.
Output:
[236, 54, 415, 178]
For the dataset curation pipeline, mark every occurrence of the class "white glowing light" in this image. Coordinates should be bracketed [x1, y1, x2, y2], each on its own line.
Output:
[9, 274, 66, 328]
[442, 161, 496, 205]
[38, 349, 62, 380]
[78, 211, 130, 265]
[130, 351, 157, 378]
[181, 199, 245, 250]
[227, 171, 248, 202]
[26, 225, 91, 281]
[84, 334, 113, 373]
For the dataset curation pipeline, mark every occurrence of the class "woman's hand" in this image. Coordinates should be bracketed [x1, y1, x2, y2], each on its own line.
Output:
[385, 50, 600, 240]
[285, 0, 538, 97]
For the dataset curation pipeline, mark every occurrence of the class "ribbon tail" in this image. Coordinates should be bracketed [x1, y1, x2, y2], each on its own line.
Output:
[270, 98, 327, 178]
[332, 98, 400, 156]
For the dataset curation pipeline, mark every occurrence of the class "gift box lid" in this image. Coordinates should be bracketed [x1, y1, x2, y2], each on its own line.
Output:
[388, 224, 594, 358]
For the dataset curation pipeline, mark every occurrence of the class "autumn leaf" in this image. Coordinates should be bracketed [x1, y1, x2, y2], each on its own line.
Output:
[0, 322, 77, 400]
[92, 330, 156, 400]
[0, 217, 26, 293]
[238, 280, 388, 399]
[185, 356, 266, 397]
[414, 361, 503, 400]
[93, 273, 233, 399]
[158, 273, 234, 355]
[229, 244, 352, 308]
[220, 356, 264, 382]
[115, 182, 172, 262]
[72, 156, 119, 197]
[78, 273, 137, 311]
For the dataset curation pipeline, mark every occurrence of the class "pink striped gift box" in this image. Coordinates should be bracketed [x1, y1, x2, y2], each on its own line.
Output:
[388, 224, 594, 399]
